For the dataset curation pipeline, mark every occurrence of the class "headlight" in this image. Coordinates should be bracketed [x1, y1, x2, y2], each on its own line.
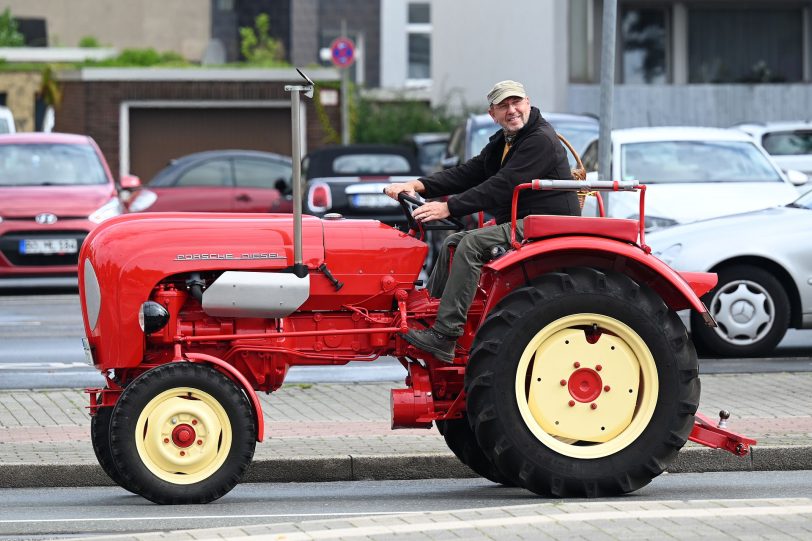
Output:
[653, 243, 683, 266]
[89, 197, 123, 224]
[631, 214, 679, 231]
[139, 301, 170, 334]
[128, 189, 158, 212]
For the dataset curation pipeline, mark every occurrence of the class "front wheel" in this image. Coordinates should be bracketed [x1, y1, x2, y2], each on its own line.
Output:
[435, 418, 513, 486]
[691, 265, 790, 357]
[465, 267, 699, 497]
[109, 363, 256, 504]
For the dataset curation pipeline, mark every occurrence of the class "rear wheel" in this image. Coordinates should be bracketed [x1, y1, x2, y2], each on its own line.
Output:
[436, 418, 513, 485]
[691, 265, 790, 357]
[109, 363, 256, 504]
[465, 267, 699, 497]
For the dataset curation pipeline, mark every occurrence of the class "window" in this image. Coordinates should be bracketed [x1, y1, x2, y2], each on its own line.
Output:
[688, 8, 803, 83]
[621, 7, 668, 84]
[762, 131, 812, 156]
[176, 160, 232, 187]
[407, 2, 431, 84]
[332, 154, 412, 175]
[234, 158, 292, 188]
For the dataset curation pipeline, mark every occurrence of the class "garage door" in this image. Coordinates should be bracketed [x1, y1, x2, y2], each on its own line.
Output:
[129, 107, 291, 183]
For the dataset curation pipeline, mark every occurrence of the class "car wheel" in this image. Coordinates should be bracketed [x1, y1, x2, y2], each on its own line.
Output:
[109, 363, 256, 504]
[465, 267, 699, 497]
[691, 265, 790, 357]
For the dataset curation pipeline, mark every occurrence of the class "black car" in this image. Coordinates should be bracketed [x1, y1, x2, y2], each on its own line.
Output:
[303, 144, 424, 228]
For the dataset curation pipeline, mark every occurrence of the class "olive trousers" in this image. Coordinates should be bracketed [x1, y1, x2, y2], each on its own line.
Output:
[426, 220, 524, 338]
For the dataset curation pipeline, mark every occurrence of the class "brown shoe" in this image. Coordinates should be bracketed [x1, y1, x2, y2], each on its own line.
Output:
[401, 328, 456, 363]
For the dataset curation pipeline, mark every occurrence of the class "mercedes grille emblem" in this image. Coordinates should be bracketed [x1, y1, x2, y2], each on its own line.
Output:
[35, 213, 58, 225]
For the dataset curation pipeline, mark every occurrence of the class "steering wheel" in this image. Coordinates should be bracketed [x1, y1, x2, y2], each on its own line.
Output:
[396, 192, 465, 233]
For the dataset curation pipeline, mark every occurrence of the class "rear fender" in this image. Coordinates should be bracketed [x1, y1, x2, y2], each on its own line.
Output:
[184, 353, 265, 442]
[484, 236, 716, 318]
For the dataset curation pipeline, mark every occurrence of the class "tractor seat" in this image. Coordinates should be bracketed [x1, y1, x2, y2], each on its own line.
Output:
[523, 215, 640, 244]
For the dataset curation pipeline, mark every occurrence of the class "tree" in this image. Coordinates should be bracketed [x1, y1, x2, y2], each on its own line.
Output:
[0, 8, 24, 47]
[239, 14, 287, 66]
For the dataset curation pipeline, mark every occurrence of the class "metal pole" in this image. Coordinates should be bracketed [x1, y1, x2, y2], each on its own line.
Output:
[341, 19, 350, 145]
[598, 0, 617, 211]
[290, 88, 304, 272]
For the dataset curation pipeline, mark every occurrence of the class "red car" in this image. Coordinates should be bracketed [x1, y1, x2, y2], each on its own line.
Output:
[128, 150, 293, 213]
[0, 132, 138, 287]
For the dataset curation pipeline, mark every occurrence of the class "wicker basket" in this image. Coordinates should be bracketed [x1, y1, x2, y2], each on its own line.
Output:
[557, 133, 588, 208]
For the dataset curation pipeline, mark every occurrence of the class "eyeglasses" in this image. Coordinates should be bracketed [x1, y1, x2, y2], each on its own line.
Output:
[491, 97, 526, 112]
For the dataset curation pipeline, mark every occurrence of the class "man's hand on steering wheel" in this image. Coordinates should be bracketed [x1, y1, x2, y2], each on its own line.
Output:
[394, 192, 465, 231]
[412, 201, 450, 223]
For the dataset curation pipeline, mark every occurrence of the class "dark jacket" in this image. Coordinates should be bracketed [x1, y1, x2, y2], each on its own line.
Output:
[420, 107, 580, 224]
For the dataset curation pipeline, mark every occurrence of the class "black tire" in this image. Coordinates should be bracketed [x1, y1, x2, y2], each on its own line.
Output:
[691, 265, 790, 357]
[435, 418, 514, 486]
[109, 363, 256, 504]
[90, 405, 136, 493]
[465, 267, 699, 498]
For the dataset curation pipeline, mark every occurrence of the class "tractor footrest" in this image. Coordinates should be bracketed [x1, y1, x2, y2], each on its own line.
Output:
[688, 412, 757, 456]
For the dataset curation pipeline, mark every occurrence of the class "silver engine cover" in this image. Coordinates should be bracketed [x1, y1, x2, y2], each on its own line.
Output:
[202, 271, 310, 318]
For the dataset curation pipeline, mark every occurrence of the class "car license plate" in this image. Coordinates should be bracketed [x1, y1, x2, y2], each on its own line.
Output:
[82, 338, 95, 367]
[19, 238, 78, 255]
[351, 194, 399, 208]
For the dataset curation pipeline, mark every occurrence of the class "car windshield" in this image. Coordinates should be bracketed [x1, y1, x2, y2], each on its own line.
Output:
[0, 143, 107, 186]
[470, 125, 496, 160]
[332, 153, 412, 175]
[762, 131, 812, 156]
[620, 140, 783, 183]
[418, 141, 447, 168]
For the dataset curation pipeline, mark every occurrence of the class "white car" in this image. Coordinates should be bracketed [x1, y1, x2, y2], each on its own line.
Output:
[733, 121, 812, 186]
[646, 189, 812, 357]
[581, 127, 805, 230]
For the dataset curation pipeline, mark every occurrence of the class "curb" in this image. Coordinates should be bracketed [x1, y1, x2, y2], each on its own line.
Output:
[2, 446, 811, 489]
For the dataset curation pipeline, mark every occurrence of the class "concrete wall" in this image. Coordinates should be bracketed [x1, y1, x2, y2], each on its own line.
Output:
[4, 0, 210, 61]
[0, 71, 41, 132]
[430, 0, 569, 114]
[569, 84, 812, 128]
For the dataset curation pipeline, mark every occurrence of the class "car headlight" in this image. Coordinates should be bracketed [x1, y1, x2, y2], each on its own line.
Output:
[631, 214, 679, 231]
[653, 243, 682, 266]
[128, 189, 158, 212]
[89, 197, 123, 224]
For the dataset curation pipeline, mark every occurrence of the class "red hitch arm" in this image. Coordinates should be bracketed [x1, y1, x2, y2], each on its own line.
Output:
[689, 412, 757, 456]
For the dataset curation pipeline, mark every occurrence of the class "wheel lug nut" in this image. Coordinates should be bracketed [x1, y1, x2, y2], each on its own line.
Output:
[180, 451, 186, 456]
[596, 365, 602, 371]
[163, 438, 169, 444]
[590, 403, 598, 410]
[192, 419, 198, 425]
[171, 418, 177, 425]
[560, 379, 567, 386]
[604, 385, 611, 392]
[197, 440, 203, 445]
[573, 362, 580, 368]
[568, 400, 575, 407]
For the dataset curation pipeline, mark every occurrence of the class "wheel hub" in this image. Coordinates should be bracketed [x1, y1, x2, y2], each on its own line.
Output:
[171, 424, 196, 448]
[730, 299, 755, 324]
[567, 368, 602, 403]
[525, 325, 641, 443]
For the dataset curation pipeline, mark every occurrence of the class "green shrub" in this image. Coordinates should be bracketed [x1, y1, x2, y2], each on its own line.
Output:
[354, 99, 461, 144]
[0, 8, 24, 47]
[239, 13, 288, 67]
[78, 36, 100, 48]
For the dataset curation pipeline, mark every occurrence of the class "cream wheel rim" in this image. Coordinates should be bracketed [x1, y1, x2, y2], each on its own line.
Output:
[135, 387, 232, 484]
[514, 314, 659, 459]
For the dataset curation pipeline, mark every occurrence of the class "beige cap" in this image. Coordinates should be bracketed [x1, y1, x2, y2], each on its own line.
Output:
[487, 80, 527, 105]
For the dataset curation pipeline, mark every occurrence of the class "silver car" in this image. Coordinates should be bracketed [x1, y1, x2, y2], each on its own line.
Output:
[646, 190, 812, 357]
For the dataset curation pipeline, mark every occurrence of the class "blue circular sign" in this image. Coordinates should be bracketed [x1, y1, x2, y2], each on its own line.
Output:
[330, 37, 355, 68]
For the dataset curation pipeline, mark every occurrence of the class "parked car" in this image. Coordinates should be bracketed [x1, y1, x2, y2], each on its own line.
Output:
[403, 132, 449, 175]
[580, 127, 805, 230]
[303, 144, 423, 228]
[0, 132, 138, 287]
[128, 150, 293, 213]
[441, 112, 598, 170]
[733, 121, 812, 185]
[646, 189, 812, 357]
[0, 106, 15, 134]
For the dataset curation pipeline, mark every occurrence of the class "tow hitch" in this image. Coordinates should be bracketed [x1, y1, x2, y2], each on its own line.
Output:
[689, 410, 757, 456]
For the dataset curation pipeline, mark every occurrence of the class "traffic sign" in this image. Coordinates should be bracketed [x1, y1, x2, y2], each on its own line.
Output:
[330, 37, 355, 68]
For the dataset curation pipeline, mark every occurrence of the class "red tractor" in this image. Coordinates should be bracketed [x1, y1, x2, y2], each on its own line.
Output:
[79, 73, 753, 504]
[79, 175, 755, 504]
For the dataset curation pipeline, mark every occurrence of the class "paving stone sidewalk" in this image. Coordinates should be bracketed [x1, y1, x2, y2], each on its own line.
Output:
[1, 373, 812, 488]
